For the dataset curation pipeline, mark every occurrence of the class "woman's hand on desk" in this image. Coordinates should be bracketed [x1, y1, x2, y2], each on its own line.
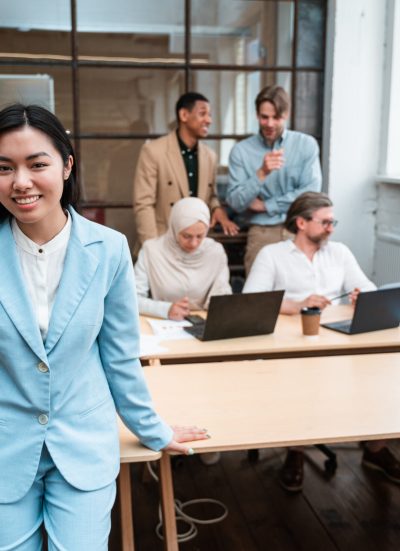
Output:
[168, 297, 190, 320]
[163, 425, 210, 455]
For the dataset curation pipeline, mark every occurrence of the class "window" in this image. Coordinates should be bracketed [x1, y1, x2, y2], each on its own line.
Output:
[380, 0, 400, 177]
[0, 0, 327, 240]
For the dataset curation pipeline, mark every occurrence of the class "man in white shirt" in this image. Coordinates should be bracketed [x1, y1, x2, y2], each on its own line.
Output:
[244, 191, 400, 491]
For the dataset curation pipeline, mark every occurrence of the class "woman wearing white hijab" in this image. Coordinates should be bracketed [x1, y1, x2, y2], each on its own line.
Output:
[135, 197, 232, 319]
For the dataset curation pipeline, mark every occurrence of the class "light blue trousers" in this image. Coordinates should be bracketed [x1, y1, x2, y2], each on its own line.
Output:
[0, 444, 116, 551]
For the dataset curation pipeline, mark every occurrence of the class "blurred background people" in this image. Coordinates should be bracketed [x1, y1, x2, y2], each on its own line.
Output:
[135, 197, 232, 320]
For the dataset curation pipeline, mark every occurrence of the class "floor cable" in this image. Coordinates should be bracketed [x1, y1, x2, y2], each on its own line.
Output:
[146, 460, 228, 543]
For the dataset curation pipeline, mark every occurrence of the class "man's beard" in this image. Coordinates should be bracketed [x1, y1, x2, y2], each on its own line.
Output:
[260, 126, 283, 143]
[308, 233, 330, 245]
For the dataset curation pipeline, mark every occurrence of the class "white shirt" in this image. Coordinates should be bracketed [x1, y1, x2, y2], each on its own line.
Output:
[243, 240, 376, 301]
[12, 213, 72, 339]
[134, 249, 172, 319]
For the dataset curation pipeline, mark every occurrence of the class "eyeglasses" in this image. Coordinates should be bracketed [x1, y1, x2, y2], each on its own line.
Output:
[310, 218, 338, 228]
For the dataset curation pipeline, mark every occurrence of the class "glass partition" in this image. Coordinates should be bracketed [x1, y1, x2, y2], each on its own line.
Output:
[0, 66, 73, 123]
[190, 0, 294, 67]
[77, 0, 185, 61]
[0, 0, 327, 250]
[79, 67, 184, 133]
[296, 0, 326, 68]
[0, 1, 71, 58]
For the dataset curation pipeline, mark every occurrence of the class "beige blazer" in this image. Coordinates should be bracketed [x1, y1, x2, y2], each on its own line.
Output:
[133, 131, 220, 245]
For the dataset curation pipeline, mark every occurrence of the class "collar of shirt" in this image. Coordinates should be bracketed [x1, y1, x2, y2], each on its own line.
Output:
[11, 211, 72, 256]
[258, 128, 287, 149]
[176, 130, 198, 155]
[288, 238, 329, 257]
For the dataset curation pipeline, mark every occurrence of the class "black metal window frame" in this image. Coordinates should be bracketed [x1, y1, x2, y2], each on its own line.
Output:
[0, 0, 326, 210]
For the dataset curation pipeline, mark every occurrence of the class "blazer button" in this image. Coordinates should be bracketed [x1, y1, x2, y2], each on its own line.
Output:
[38, 414, 49, 425]
[38, 362, 49, 373]
[170, 202, 174, 206]
[208, 183, 213, 187]
[168, 181, 172, 186]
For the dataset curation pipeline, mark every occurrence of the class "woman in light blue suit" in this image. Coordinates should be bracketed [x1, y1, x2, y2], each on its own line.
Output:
[0, 104, 208, 550]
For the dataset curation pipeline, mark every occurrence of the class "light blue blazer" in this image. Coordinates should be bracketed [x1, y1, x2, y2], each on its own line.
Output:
[0, 207, 173, 503]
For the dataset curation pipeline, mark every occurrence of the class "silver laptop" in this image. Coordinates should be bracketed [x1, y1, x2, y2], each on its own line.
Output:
[184, 291, 284, 341]
[321, 287, 400, 334]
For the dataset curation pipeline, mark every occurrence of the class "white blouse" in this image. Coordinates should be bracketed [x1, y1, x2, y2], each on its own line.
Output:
[134, 249, 173, 319]
[12, 213, 71, 339]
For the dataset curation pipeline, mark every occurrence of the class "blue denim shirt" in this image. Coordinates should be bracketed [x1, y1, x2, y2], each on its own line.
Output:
[226, 130, 322, 226]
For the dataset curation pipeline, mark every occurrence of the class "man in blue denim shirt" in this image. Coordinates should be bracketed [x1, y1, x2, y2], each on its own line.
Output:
[226, 85, 322, 273]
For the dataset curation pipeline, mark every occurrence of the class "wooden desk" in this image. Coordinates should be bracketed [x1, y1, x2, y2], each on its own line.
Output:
[140, 304, 400, 364]
[118, 421, 161, 551]
[144, 353, 400, 550]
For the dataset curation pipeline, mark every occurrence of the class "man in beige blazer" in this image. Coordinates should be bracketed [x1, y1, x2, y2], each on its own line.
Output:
[133, 92, 238, 245]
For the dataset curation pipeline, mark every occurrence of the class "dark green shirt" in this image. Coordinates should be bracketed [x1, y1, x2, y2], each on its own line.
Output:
[177, 131, 198, 197]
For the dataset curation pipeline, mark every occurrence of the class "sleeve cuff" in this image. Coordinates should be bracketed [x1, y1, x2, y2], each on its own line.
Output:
[264, 197, 279, 215]
[143, 423, 174, 451]
[209, 197, 221, 211]
[160, 302, 172, 319]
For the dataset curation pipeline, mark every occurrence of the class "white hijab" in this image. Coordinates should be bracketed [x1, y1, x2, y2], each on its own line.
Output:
[142, 197, 230, 308]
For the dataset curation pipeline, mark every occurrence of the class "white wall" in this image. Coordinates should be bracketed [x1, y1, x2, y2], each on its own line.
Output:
[323, 0, 387, 278]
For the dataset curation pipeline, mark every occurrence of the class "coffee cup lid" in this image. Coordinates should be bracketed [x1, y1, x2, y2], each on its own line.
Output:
[301, 307, 321, 315]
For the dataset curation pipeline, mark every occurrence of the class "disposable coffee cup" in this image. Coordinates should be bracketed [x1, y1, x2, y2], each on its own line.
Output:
[300, 307, 321, 336]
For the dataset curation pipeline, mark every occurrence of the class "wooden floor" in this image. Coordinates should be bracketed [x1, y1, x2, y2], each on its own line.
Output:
[110, 442, 400, 550]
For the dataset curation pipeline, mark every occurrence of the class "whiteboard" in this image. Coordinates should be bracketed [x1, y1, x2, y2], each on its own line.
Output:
[0, 74, 55, 112]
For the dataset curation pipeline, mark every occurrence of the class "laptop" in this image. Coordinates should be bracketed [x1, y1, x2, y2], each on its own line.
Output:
[321, 287, 400, 334]
[184, 290, 284, 341]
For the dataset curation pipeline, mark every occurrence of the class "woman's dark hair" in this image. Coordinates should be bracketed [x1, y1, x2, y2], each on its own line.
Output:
[0, 103, 80, 221]
[284, 192, 333, 234]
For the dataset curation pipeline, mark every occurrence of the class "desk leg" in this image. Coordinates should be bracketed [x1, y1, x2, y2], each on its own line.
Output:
[118, 463, 135, 551]
[159, 454, 179, 551]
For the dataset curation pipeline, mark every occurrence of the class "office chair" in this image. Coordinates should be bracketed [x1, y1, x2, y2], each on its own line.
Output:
[298, 282, 399, 475]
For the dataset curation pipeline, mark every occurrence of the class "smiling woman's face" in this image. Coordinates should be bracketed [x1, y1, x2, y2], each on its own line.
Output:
[177, 221, 208, 253]
[0, 125, 72, 240]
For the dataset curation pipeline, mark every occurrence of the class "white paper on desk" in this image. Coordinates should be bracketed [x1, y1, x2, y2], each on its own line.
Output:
[146, 318, 195, 341]
[139, 334, 168, 357]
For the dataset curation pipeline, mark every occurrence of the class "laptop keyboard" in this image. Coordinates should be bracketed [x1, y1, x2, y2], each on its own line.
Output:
[184, 323, 206, 339]
[325, 319, 352, 331]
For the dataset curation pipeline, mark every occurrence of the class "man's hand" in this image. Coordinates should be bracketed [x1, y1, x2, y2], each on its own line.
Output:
[210, 207, 239, 236]
[163, 425, 210, 455]
[349, 287, 361, 306]
[168, 297, 190, 320]
[249, 197, 267, 213]
[301, 294, 331, 310]
[281, 294, 331, 315]
[257, 148, 284, 180]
